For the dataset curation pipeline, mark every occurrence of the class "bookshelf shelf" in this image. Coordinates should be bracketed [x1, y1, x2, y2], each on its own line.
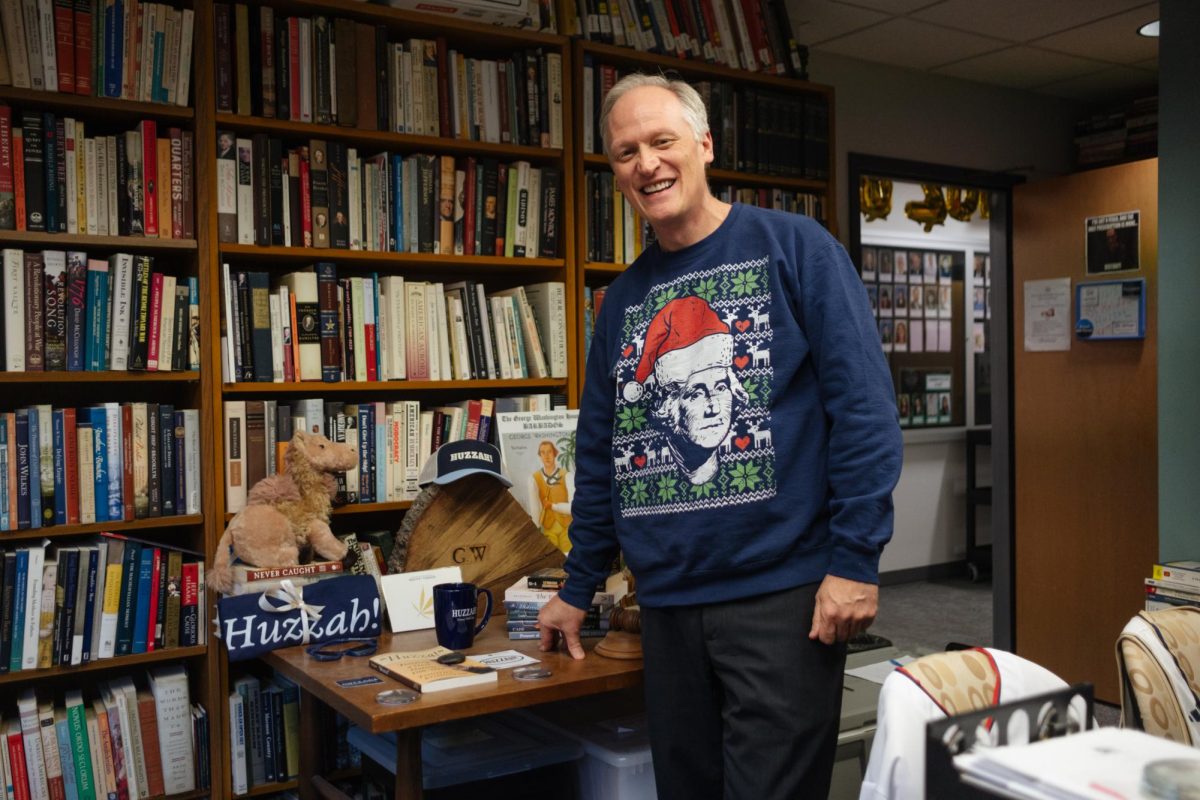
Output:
[0, 371, 200, 384]
[0, 231, 199, 250]
[220, 378, 567, 395]
[0, 515, 205, 542]
[216, 243, 565, 271]
[0, 87, 196, 123]
[242, 779, 298, 797]
[214, 113, 564, 163]
[586, 261, 628, 276]
[224, 501, 412, 523]
[577, 40, 832, 91]
[0, 645, 209, 686]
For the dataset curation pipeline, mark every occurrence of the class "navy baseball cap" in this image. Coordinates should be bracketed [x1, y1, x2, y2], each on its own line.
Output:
[418, 440, 512, 488]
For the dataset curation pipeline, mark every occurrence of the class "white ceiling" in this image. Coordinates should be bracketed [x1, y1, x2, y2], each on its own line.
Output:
[786, 0, 1159, 103]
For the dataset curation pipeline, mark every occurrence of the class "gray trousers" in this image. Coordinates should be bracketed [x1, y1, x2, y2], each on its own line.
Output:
[640, 582, 847, 800]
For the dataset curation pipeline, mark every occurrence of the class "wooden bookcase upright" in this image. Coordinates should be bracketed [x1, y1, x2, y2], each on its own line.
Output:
[0, 0, 221, 795]
[194, 1, 575, 796]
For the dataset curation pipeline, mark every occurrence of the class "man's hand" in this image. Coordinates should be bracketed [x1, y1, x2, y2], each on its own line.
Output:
[537, 595, 588, 660]
[809, 574, 878, 645]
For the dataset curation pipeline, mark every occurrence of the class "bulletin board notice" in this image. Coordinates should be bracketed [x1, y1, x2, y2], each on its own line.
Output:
[1075, 279, 1146, 340]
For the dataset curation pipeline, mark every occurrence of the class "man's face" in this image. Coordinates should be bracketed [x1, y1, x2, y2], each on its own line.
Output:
[607, 86, 713, 237]
[671, 366, 734, 450]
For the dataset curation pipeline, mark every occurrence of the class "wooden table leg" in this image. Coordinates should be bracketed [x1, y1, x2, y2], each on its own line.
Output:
[298, 687, 327, 800]
[393, 729, 423, 800]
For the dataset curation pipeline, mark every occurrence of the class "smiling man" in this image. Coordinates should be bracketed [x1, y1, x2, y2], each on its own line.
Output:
[538, 74, 903, 800]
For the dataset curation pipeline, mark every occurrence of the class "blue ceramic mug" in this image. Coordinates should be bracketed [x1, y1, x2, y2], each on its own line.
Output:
[432, 582, 493, 650]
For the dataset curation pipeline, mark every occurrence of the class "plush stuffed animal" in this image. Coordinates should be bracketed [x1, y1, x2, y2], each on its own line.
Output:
[208, 430, 358, 594]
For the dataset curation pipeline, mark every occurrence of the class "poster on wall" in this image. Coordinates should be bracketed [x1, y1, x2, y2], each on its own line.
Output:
[1023, 278, 1071, 351]
[1085, 211, 1139, 274]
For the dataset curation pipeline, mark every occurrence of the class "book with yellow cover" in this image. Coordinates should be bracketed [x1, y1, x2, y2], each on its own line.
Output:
[369, 648, 497, 693]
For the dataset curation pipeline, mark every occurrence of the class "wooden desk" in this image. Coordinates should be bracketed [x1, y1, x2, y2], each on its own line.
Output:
[261, 626, 644, 799]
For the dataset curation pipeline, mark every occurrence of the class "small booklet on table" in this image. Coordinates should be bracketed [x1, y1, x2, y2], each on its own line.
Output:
[369, 647, 498, 693]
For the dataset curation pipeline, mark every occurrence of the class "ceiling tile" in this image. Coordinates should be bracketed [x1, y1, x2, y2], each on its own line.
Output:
[934, 46, 1110, 90]
[827, 0, 944, 13]
[1032, 3, 1159, 64]
[784, 0, 889, 45]
[1035, 65, 1158, 102]
[912, 0, 1153, 43]
[813, 17, 1007, 71]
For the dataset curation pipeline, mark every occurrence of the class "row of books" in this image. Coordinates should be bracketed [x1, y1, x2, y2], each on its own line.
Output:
[711, 184, 827, 221]
[0, 403, 201, 532]
[1, 250, 200, 374]
[227, 673, 300, 793]
[502, 574, 625, 640]
[1147, 561, 1200, 611]
[223, 395, 560, 514]
[1074, 96, 1157, 168]
[583, 64, 830, 180]
[1, 668, 204, 800]
[0, 533, 206, 673]
[215, 6, 564, 148]
[0, 1, 194, 105]
[221, 266, 566, 385]
[582, 283, 610, 358]
[217, 134, 563, 259]
[565, 0, 803, 77]
[0, 111, 195, 239]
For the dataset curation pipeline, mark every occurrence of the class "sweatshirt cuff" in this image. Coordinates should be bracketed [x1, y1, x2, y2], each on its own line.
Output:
[558, 580, 597, 611]
[828, 545, 881, 585]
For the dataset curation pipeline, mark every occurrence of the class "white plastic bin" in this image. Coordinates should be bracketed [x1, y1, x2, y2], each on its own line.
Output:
[517, 706, 657, 800]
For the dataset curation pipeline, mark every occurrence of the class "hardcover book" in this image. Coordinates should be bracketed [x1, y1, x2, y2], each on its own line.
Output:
[368, 649, 496, 693]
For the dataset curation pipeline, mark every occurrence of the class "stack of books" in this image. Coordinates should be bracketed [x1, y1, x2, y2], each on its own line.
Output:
[1146, 561, 1200, 611]
[227, 672, 302, 794]
[502, 572, 625, 640]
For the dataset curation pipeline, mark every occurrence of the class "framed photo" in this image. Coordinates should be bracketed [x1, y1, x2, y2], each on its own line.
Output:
[894, 285, 908, 315]
[893, 250, 908, 284]
[880, 249, 894, 281]
[973, 254, 986, 282]
[867, 285, 879, 314]
[938, 285, 953, 318]
[909, 318, 924, 352]
[973, 287, 986, 319]
[909, 286, 924, 316]
[878, 285, 894, 317]
[910, 393, 926, 426]
[861, 246, 878, 282]
[897, 393, 911, 426]
[495, 409, 580, 555]
[1085, 211, 1139, 274]
[923, 252, 938, 283]
[879, 319, 894, 351]
[937, 392, 952, 424]
[893, 320, 909, 352]
[907, 251, 922, 284]
[923, 286, 938, 318]
[938, 253, 953, 285]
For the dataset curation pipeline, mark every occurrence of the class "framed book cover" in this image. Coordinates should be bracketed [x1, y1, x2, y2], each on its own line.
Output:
[495, 410, 579, 555]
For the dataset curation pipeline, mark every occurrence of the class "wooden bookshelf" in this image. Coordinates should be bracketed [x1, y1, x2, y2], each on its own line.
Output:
[0, 87, 195, 122]
[0, 230, 199, 250]
[215, 243, 566, 271]
[0, 515, 205, 542]
[0, 645, 209, 686]
[220, 377, 567, 394]
[0, 370, 200, 383]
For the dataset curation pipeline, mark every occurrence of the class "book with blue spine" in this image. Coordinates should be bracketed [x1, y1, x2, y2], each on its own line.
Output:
[80, 547, 99, 663]
[85, 259, 110, 370]
[103, 0, 124, 97]
[375, 402, 387, 503]
[55, 708, 79, 800]
[153, 25, 167, 102]
[10, 548, 28, 670]
[130, 545, 155, 653]
[104, 402, 122, 522]
[27, 406, 41, 528]
[89, 406, 109, 523]
[53, 409, 68, 524]
[15, 409, 32, 529]
[391, 153, 403, 251]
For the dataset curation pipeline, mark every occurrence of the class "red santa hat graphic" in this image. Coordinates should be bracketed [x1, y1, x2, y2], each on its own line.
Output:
[623, 296, 734, 403]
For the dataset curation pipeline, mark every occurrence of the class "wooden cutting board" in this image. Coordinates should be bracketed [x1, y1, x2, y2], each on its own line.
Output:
[389, 475, 565, 611]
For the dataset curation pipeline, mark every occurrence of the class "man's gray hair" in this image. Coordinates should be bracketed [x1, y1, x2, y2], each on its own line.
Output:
[599, 73, 710, 158]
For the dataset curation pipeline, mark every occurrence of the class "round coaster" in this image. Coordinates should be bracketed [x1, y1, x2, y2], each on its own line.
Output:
[376, 689, 419, 705]
[512, 666, 552, 681]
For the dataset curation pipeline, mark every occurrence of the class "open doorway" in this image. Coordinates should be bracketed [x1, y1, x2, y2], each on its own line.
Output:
[847, 153, 1021, 653]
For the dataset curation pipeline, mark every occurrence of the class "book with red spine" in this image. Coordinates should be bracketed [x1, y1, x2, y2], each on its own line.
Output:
[72, 0, 92, 96]
[14, 128, 25, 231]
[169, 128, 184, 239]
[139, 120, 158, 237]
[63, 406, 79, 524]
[5, 719, 31, 800]
[144, 547, 162, 651]
[53, 0, 75, 93]
[298, 145, 312, 246]
[0, 105, 13, 230]
[463, 156, 476, 257]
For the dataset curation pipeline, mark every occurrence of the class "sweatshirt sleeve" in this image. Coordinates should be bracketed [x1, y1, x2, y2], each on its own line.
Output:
[559, 298, 622, 610]
[796, 237, 903, 584]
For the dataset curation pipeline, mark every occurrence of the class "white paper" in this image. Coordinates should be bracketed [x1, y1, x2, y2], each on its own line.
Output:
[473, 650, 541, 669]
[1023, 278, 1071, 351]
[845, 655, 914, 685]
[1077, 281, 1141, 337]
[380, 566, 463, 633]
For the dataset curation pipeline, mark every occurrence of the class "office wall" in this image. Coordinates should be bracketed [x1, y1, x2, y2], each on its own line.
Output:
[1158, 0, 1200, 561]
[1012, 159, 1158, 703]
[809, 52, 1081, 248]
[815, 55, 1074, 573]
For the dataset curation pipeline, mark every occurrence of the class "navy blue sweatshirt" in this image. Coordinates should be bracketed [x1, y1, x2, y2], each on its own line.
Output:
[560, 204, 902, 610]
